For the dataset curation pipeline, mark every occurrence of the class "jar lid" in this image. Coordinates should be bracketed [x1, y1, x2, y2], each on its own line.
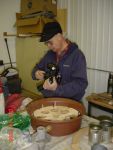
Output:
[89, 123, 102, 130]
[91, 144, 108, 150]
[100, 119, 113, 127]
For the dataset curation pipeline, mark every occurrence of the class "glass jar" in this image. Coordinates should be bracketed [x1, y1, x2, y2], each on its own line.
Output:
[107, 73, 113, 95]
[100, 119, 113, 144]
[89, 123, 102, 146]
[0, 126, 22, 150]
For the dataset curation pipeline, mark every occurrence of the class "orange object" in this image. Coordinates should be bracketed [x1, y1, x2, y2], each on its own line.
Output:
[26, 97, 85, 136]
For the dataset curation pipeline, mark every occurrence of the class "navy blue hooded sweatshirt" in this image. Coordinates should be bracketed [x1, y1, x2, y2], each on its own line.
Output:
[32, 42, 88, 101]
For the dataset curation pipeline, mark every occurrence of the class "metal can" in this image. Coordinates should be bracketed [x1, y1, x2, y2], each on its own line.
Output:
[89, 123, 102, 145]
[100, 119, 113, 144]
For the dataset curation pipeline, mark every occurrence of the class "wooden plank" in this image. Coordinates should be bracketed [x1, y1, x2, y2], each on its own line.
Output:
[86, 94, 113, 110]
[16, 37, 47, 94]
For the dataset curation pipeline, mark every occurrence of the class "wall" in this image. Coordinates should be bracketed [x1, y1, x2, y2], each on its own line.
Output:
[0, 0, 20, 67]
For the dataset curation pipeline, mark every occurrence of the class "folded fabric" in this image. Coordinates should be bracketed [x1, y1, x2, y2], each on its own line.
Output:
[5, 94, 24, 113]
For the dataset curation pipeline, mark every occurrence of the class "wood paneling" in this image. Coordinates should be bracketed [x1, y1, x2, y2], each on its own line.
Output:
[16, 37, 47, 94]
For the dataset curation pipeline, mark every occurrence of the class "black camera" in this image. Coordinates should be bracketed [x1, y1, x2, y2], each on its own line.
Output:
[44, 63, 61, 84]
[37, 63, 61, 91]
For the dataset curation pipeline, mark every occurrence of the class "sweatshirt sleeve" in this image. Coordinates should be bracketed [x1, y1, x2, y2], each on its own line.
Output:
[31, 53, 48, 80]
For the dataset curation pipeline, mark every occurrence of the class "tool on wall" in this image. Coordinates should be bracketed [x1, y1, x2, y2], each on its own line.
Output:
[5, 38, 13, 68]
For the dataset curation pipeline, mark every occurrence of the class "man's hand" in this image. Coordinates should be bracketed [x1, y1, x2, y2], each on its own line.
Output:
[43, 77, 58, 91]
[35, 70, 45, 80]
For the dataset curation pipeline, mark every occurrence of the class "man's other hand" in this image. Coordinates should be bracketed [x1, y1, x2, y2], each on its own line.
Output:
[35, 70, 45, 80]
[43, 77, 58, 91]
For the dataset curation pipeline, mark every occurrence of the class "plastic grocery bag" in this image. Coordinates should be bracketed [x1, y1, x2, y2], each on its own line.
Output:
[0, 112, 30, 131]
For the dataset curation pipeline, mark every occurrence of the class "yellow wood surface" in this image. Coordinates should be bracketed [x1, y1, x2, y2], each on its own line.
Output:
[71, 127, 88, 150]
[16, 37, 47, 94]
[56, 9, 67, 32]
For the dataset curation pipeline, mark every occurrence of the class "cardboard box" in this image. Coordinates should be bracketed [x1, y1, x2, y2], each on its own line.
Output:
[56, 9, 67, 32]
[16, 13, 56, 34]
[21, 0, 57, 16]
[16, 8, 67, 35]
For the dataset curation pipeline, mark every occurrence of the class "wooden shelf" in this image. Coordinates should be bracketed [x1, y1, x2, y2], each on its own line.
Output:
[86, 93, 113, 116]
[21, 88, 43, 100]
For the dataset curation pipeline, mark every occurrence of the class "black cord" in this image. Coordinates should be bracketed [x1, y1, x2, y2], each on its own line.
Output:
[87, 67, 113, 74]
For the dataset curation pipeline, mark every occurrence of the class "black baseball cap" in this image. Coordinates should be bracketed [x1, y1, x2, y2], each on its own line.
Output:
[40, 21, 62, 42]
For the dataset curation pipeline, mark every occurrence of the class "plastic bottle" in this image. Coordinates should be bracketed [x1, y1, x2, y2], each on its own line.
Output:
[0, 60, 5, 75]
[107, 73, 113, 94]
[0, 83, 5, 114]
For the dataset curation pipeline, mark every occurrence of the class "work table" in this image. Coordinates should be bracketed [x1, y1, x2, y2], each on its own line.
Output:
[86, 93, 113, 117]
[17, 95, 113, 150]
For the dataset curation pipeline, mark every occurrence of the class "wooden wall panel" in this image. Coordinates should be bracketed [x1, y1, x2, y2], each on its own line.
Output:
[16, 37, 47, 94]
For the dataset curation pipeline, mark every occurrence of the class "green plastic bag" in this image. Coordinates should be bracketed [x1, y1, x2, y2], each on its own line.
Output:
[0, 113, 31, 131]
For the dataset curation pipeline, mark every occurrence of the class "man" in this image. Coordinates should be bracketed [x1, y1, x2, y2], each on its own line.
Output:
[32, 21, 88, 101]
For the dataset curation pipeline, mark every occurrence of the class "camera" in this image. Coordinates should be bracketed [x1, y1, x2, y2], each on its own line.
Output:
[44, 63, 61, 84]
[37, 63, 61, 91]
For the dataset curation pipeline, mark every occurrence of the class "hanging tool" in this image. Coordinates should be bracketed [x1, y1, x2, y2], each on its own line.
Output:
[4, 38, 13, 68]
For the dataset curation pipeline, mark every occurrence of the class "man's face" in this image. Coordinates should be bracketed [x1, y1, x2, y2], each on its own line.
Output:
[45, 33, 62, 53]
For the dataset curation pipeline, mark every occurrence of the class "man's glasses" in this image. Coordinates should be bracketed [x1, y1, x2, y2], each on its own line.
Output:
[44, 41, 53, 46]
